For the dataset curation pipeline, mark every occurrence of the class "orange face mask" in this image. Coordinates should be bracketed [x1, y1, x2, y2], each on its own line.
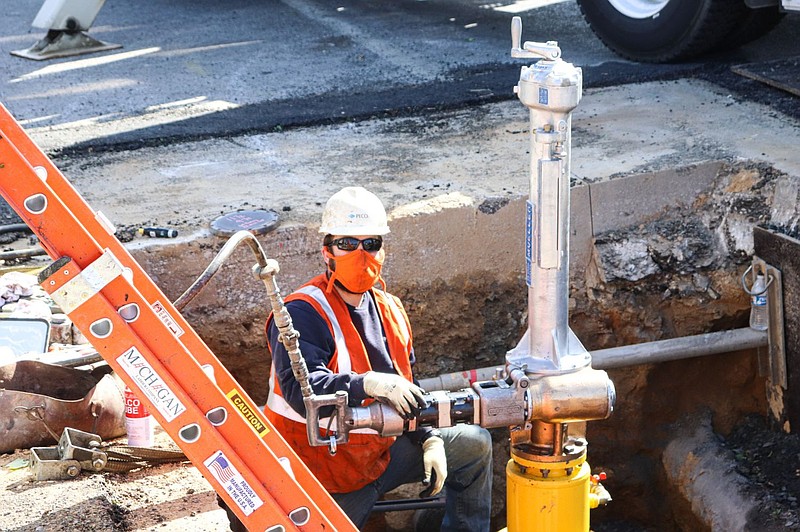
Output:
[323, 247, 386, 294]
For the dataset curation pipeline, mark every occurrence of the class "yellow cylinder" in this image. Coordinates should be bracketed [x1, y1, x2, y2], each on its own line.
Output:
[506, 455, 591, 532]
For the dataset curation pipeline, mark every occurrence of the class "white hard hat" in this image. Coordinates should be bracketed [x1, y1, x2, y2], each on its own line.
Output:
[319, 187, 390, 236]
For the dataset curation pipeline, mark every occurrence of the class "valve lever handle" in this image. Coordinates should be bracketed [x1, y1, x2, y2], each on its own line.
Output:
[510, 16, 562, 60]
[511, 16, 522, 53]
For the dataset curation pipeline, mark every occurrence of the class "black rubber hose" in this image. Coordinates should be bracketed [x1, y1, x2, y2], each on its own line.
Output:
[0, 224, 33, 235]
[0, 247, 47, 261]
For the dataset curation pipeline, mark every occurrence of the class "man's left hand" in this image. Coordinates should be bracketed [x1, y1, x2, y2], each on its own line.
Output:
[363, 371, 427, 417]
[422, 435, 447, 496]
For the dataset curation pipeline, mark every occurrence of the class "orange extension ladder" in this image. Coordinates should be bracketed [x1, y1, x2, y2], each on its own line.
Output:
[0, 103, 357, 532]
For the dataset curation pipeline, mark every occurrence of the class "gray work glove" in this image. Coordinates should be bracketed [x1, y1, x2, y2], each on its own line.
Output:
[422, 435, 447, 496]
[362, 371, 427, 418]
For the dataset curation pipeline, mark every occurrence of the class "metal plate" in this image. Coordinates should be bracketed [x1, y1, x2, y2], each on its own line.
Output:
[767, 263, 786, 389]
[731, 56, 800, 98]
[753, 227, 800, 431]
[209, 209, 280, 237]
[11, 32, 121, 62]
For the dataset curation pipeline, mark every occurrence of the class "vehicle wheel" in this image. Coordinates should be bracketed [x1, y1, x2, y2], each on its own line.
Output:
[712, 6, 785, 52]
[577, 0, 751, 63]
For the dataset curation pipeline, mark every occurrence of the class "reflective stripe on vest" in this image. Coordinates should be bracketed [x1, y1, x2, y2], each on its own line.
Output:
[266, 285, 409, 432]
[382, 292, 410, 348]
[297, 285, 352, 373]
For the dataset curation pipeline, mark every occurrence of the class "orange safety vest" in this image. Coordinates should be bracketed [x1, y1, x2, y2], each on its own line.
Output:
[265, 274, 414, 493]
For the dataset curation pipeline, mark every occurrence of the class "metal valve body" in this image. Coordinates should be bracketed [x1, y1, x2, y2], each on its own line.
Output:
[298, 18, 616, 532]
[506, 16, 614, 531]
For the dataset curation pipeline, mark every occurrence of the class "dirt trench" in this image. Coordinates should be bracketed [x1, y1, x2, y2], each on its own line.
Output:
[119, 158, 798, 529]
[0, 158, 795, 531]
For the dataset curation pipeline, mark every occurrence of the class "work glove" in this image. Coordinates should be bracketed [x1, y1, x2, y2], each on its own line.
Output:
[362, 371, 427, 418]
[421, 435, 447, 497]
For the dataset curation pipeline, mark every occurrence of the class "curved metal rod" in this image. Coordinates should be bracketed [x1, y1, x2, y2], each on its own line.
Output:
[173, 230, 268, 311]
[173, 230, 314, 401]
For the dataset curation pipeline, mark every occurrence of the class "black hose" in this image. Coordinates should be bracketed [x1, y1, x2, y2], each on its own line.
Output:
[0, 224, 33, 235]
[371, 497, 446, 513]
[0, 224, 40, 261]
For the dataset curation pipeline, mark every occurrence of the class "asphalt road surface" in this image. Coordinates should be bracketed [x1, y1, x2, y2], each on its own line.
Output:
[1, 0, 798, 153]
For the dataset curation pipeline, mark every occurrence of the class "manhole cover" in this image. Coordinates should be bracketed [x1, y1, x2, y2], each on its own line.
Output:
[210, 209, 280, 237]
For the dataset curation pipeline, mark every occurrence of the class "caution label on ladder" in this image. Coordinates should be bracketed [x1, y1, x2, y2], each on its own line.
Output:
[152, 300, 185, 338]
[227, 388, 270, 439]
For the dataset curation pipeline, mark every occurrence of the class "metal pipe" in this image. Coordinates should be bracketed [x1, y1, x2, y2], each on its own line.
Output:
[420, 328, 768, 391]
[591, 327, 767, 369]
[0, 247, 47, 260]
[418, 368, 500, 392]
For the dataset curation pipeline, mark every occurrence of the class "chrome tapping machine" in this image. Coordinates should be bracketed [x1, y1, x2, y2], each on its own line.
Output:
[275, 17, 616, 532]
[502, 16, 615, 531]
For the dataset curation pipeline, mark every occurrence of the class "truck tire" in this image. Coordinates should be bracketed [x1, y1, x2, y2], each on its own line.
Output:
[712, 6, 785, 51]
[576, 0, 752, 62]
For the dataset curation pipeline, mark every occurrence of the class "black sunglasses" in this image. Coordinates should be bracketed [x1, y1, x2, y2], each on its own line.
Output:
[327, 236, 383, 252]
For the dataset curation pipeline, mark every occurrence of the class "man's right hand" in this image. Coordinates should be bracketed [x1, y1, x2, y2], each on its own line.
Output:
[363, 371, 427, 418]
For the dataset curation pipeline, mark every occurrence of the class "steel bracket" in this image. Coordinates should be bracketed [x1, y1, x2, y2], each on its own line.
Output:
[30, 427, 107, 480]
[751, 257, 787, 389]
[11, 31, 121, 61]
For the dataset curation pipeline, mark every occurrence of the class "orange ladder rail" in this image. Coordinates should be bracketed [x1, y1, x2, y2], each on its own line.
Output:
[0, 103, 356, 532]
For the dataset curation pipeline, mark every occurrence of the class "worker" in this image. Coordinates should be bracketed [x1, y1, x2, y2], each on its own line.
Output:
[262, 186, 493, 530]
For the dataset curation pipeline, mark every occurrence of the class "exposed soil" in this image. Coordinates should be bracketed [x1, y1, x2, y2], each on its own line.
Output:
[0, 79, 798, 530]
[0, 411, 798, 531]
[0, 428, 229, 532]
[725, 414, 800, 531]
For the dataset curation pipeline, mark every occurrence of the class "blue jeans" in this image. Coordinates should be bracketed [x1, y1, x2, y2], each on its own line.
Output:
[332, 424, 493, 531]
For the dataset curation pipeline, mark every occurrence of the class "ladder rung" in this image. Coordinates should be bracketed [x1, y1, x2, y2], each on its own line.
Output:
[0, 103, 356, 531]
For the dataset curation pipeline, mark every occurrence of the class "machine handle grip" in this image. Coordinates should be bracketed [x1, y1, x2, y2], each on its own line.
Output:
[511, 16, 522, 53]
[304, 392, 350, 454]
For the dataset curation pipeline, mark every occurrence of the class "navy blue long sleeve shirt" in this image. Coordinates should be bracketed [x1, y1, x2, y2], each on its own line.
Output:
[267, 290, 431, 444]
[268, 291, 415, 414]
